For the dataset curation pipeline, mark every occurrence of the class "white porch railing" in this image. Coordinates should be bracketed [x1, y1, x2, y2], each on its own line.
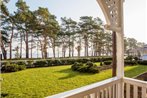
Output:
[124, 77, 147, 98]
[46, 77, 147, 98]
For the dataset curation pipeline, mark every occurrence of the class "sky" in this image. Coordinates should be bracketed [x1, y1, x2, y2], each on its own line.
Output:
[6, 0, 147, 43]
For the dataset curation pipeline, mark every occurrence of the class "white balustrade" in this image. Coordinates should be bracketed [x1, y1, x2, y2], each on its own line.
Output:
[46, 77, 147, 98]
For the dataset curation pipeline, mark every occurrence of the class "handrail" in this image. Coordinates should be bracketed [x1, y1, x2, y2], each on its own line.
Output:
[46, 77, 121, 98]
[124, 77, 147, 87]
[46, 77, 147, 98]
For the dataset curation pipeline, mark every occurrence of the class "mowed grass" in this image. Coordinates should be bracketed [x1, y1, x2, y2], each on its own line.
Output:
[1, 65, 147, 98]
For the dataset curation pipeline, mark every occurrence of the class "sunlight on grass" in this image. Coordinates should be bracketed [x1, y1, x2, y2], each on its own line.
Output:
[1, 65, 147, 98]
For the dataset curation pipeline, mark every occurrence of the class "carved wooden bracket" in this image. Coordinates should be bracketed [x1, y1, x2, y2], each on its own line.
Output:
[96, 0, 124, 32]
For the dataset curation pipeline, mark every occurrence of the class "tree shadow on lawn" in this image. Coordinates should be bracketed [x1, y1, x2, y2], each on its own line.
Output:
[1, 93, 9, 97]
[55, 68, 94, 80]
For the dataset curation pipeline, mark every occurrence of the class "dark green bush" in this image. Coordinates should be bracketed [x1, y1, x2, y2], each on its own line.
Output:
[33, 60, 47, 67]
[86, 61, 94, 68]
[88, 65, 99, 73]
[71, 62, 99, 73]
[76, 58, 90, 63]
[77, 65, 88, 72]
[102, 57, 112, 61]
[65, 59, 76, 65]
[104, 61, 112, 65]
[125, 56, 133, 60]
[100, 62, 103, 66]
[18, 64, 26, 70]
[90, 58, 101, 62]
[2, 63, 18, 72]
[1, 62, 26, 72]
[124, 60, 137, 65]
[26, 60, 34, 68]
[138, 60, 147, 65]
[16, 61, 26, 65]
[53, 59, 62, 66]
[71, 62, 83, 71]
[134, 57, 139, 61]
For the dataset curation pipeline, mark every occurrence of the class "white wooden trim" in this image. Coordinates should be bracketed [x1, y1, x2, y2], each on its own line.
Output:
[46, 77, 147, 98]
[46, 77, 120, 98]
[124, 77, 147, 87]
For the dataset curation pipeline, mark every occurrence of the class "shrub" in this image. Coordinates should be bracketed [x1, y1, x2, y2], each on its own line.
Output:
[1, 62, 26, 73]
[124, 60, 137, 65]
[88, 65, 100, 73]
[64, 59, 75, 65]
[76, 58, 90, 63]
[53, 59, 62, 66]
[71, 61, 99, 74]
[16, 61, 26, 66]
[47, 60, 52, 66]
[102, 57, 112, 61]
[33, 60, 47, 67]
[71, 62, 83, 71]
[18, 64, 26, 70]
[125, 56, 133, 61]
[2, 63, 19, 72]
[26, 60, 34, 68]
[100, 62, 103, 66]
[104, 61, 112, 65]
[86, 61, 94, 68]
[77, 65, 88, 72]
[138, 60, 147, 65]
[90, 58, 101, 62]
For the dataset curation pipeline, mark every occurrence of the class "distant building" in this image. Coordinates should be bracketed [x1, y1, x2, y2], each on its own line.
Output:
[140, 55, 147, 60]
[128, 45, 147, 60]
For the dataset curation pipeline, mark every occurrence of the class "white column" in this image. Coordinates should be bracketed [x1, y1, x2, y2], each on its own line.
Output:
[116, 32, 124, 78]
[116, 1, 124, 98]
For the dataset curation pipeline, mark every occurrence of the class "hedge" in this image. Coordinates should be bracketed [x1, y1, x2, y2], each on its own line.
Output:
[138, 60, 147, 65]
[71, 61, 100, 74]
[1, 63, 26, 73]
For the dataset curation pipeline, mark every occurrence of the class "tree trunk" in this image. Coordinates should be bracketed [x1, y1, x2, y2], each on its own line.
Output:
[1, 42, 7, 59]
[84, 38, 87, 57]
[51, 38, 56, 58]
[68, 38, 71, 57]
[112, 31, 117, 77]
[72, 42, 74, 57]
[53, 46, 55, 58]
[62, 46, 66, 58]
[31, 35, 33, 58]
[26, 32, 29, 58]
[87, 41, 89, 57]
[43, 36, 47, 59]
[57, 47, 59, 58]
[9, 24, 14, 59]
[20, 33, 23, 58]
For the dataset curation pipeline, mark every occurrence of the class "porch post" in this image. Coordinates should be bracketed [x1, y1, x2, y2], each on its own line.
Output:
[116, 0, 124, 79]
[96, 0, 124, 98]
[116, 0, 124, 98]
[112, 31, 117, 77]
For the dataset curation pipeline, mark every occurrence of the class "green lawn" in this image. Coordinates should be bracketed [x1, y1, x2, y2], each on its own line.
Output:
[1, 65, 147, 98]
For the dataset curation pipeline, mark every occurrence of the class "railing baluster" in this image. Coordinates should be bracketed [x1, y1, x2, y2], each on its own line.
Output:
[112, 85, 116, 98]
[86, 94, 91, 98]
[105, 88, 108, 98]
[108, 86, 112, 98]
[126, 83, 130, 98]
[47, 77, 147, 98]
[96, 90, 100, 98]
[101, 90, 104, 98]
[142, 87, 146, 98]
[116, 84, 118, 98]
[133, 85, 138, 98]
